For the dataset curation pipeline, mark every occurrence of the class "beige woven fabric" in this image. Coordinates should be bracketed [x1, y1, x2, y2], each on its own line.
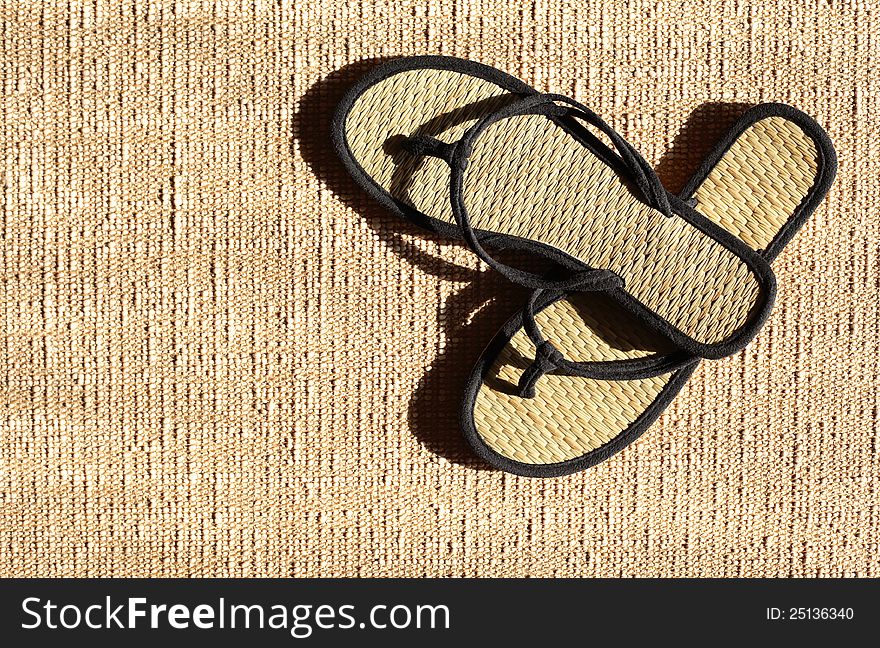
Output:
[0, 1, 876, 577]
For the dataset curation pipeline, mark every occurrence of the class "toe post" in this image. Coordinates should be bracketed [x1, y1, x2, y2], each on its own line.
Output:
[517, 341, 565, 398]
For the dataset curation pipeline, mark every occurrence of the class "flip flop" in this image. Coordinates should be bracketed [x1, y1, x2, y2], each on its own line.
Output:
[461, 103, 835, 476]
[333, 56, 776, 360]
[332, 56, 835, 476]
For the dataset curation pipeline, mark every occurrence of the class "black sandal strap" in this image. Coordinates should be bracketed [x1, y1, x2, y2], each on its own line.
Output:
[445, 92, 676, 294]
[402, 94, 672, 293]
[401, 134, 456, 164]
[514, 288, 694, 398]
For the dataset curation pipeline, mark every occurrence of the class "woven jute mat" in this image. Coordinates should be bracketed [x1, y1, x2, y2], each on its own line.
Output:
[1, 1, 876, 577]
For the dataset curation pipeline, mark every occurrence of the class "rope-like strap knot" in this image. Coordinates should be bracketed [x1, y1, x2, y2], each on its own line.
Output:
[517, 341, 565, 399]
[401, 134, 457, 166]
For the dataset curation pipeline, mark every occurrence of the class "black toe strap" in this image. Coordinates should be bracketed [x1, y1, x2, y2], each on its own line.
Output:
[515, 288, 695, 398]
[442, 93, 674, 295]
[517, 341, 565, 398]
[401, 134, 456, 164]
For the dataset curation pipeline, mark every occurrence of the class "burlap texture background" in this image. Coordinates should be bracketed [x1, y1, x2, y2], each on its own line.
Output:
[0, 1, 876, 577]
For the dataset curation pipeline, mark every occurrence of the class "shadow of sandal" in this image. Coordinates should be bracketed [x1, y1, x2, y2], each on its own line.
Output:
[295, 60, 754, 469]
[655, 102, 755, 193]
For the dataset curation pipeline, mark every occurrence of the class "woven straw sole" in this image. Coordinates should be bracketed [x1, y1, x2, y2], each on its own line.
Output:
[342, 67, 771, 351]
[336, 58, 827, 473]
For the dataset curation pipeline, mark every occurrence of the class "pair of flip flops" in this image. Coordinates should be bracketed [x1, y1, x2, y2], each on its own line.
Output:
[332, 56, 836, 477]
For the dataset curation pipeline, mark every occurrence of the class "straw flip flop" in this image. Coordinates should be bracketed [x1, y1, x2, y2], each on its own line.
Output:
[460, 104, 835, 476]
[332, 56, 835, 476]
[334, 56, 776, 359]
